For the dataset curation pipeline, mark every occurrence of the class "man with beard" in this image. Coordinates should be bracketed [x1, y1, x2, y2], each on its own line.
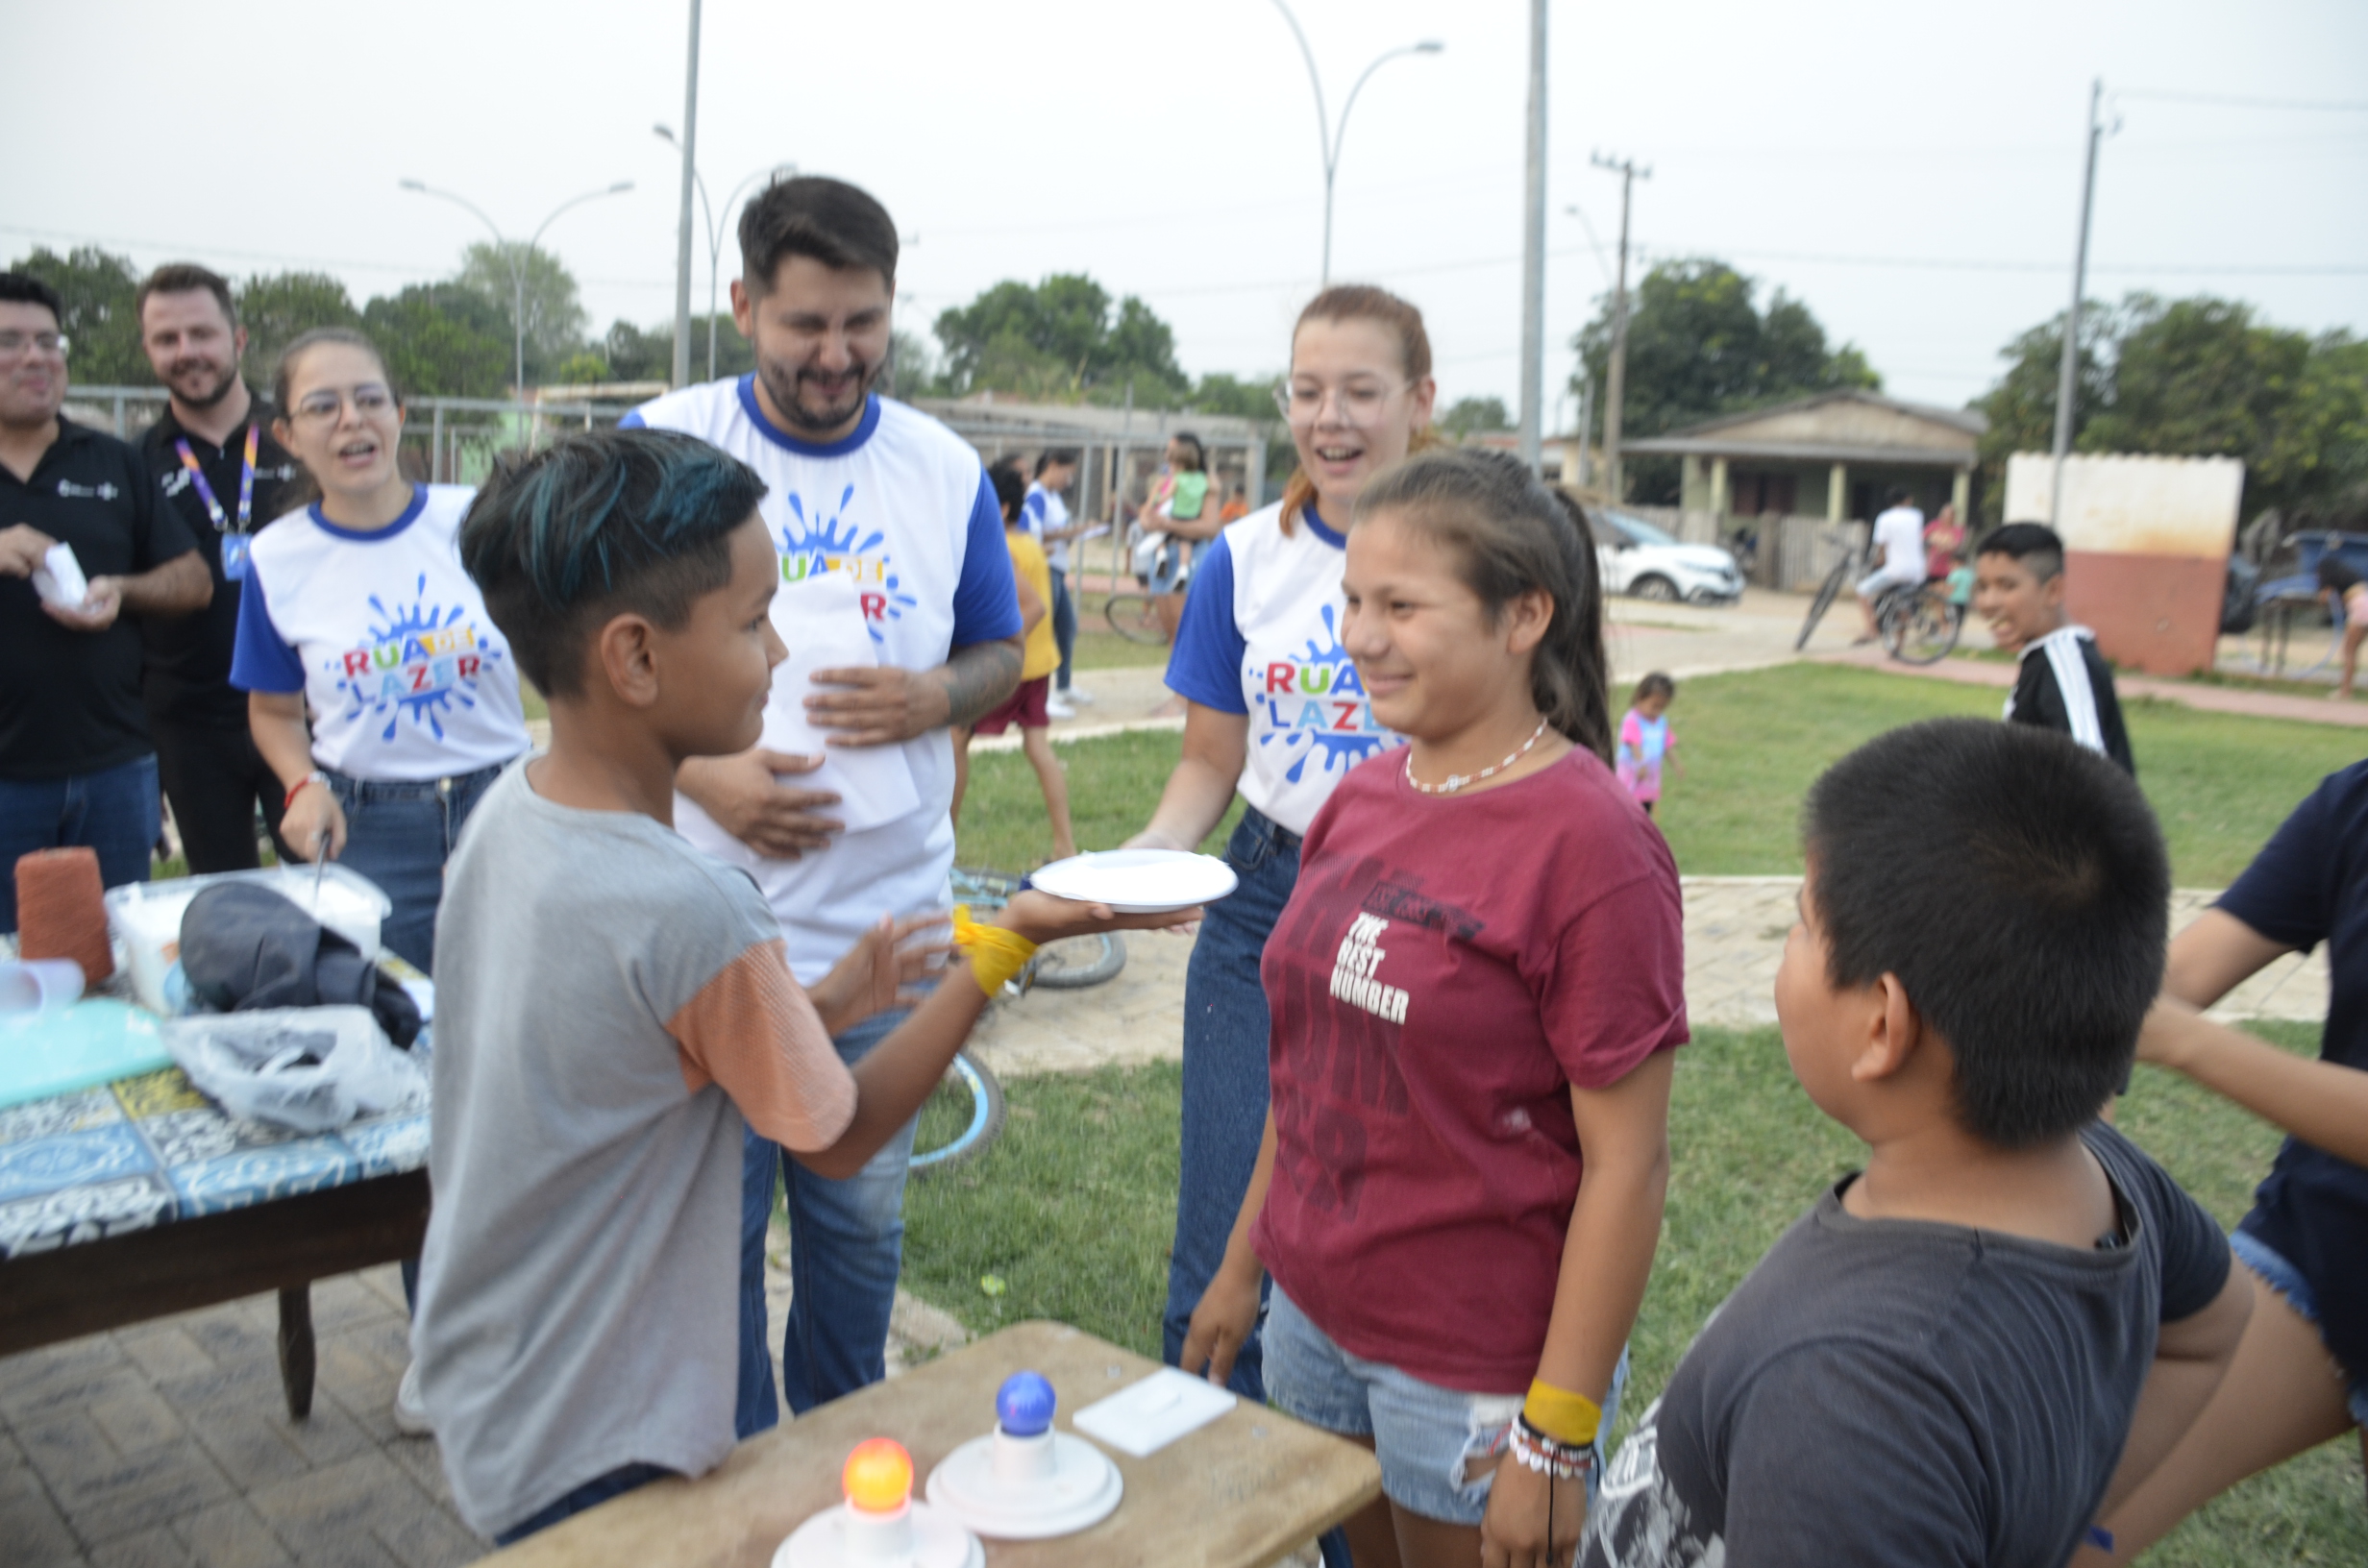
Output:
[136, 264, 302, 871]
[0, 272, 209, 931]
[623, 176, 1024, 1425]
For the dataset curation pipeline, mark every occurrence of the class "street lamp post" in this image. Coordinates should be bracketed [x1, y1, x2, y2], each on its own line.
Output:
[655, 125, 795, 381]
[1267, 1, 1443, 286]
[397, 179, 635, 395]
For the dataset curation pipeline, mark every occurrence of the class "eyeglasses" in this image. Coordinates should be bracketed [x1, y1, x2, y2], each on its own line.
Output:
[1272, 380, 1409, 428]
[0, 331, 68, 358]
[292, 385, 396, 424]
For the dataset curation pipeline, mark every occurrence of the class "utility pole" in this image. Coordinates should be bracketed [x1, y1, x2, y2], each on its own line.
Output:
[1517, 0, 1548, 474]
[2050, 77, 2106, 527]
[1591, 152, 1649, 502]
[671, 0, 702, 389]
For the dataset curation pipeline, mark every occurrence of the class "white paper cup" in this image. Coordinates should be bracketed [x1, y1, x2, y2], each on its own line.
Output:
[0, 958, 85, 1021]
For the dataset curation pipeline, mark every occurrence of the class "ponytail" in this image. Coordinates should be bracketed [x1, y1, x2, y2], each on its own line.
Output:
[1352, 449, 1612, 763]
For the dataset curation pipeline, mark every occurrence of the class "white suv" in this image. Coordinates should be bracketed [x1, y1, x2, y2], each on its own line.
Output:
[1590, 509, 1743, 605]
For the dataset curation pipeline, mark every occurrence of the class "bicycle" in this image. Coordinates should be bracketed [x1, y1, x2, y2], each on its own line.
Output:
[1102, 588, 1170, 645]
[1876, 580, 1964, 665]
[1795, 526, 1868, 650]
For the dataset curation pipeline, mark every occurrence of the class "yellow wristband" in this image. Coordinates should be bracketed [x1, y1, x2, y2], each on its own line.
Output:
[951, 905, 1037, 996]
[1522, 1380, 1602, 1447]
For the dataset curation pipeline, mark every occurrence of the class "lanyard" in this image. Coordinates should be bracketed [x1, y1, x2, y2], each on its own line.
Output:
[174, 424, 260, 534]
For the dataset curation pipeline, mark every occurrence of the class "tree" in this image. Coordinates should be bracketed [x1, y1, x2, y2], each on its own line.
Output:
[933, 275, 1188, 402]
[1970, 292, 2368, 524]
[360, 283, 509, 398]
[1568, 258, 1880, 502]
[452, 241, 587, 385]
[1439, 396, 1513, 438]
[12, 246, 146, 386]
[236, 273, 361, 394]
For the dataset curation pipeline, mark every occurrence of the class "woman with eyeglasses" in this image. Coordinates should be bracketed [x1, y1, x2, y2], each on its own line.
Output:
[1129, 284, 1440, 1403]
[231, 328, 529, 976]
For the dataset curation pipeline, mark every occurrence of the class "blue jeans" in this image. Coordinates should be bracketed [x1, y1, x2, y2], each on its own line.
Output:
[492, 1462, 673, 1546]
[737, 1005, 918, 1429]
[1164, 806, 1301, 1403]
[1049, 566, 1077, 692]
[0, 754, 160, 935]
[323, 761, 508, 975]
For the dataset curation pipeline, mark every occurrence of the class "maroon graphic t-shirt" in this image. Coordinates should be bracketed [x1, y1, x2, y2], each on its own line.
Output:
[1254, 745, 1688, 1392]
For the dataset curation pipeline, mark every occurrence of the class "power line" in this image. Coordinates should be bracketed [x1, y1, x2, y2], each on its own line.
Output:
[2116, 88, 2368, 111]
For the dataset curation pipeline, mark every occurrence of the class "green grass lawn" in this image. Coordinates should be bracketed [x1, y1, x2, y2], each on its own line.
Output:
[904, 1029, 2366, 1565]
[954, 728, 1243, 872]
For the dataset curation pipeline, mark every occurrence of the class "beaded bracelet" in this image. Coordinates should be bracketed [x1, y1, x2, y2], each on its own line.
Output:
[1510, 1415, 1596, 1482]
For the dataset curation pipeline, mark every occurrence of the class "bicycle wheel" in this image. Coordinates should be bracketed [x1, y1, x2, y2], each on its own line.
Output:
[1882, 588, 1963, 666]
[909, 1051, 1007, 1176]
[1026, 932, 1126, 990]
[1104, 592, 1168, 645]
[1796, 559, 1852, 650]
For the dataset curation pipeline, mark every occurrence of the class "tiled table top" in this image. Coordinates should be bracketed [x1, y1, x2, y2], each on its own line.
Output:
[0, 1066, 428, 1261]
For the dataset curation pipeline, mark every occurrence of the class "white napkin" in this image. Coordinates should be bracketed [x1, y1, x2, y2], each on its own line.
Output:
[756, 569, 921, 835]
[31, 542, 89, 610]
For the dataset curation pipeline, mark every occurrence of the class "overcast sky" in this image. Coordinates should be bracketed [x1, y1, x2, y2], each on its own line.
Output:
[11, 0, 2364, 425]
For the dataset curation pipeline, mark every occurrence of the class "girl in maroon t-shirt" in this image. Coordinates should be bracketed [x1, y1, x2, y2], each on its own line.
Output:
[1183, 451, 1687, 1568]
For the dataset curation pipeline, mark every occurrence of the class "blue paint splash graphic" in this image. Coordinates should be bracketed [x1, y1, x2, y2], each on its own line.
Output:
[777, 485, 919, 642]
[1253, 605, 1401, 784]
[328, 573, 504, 744]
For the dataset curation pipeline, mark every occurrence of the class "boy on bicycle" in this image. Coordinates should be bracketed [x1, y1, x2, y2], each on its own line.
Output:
[1974, 522, 2134, 774]
[1854, 487, 1927, 644]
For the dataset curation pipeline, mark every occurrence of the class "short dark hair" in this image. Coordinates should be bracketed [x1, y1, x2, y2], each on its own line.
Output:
[1803, 719, 2168, 1149]
[1171, 432, 1205, 473]
[738, 176, 899, 295]
[1355, 450, 1613, 762]
[1632, 672, 1675, 706]
[2316, 551, 2361, 596]
[458, 429, 769, 699]
[989, 461, 1027, 522]
[0, 272, 63, 326]
[1035, 448, 1079, 478]
[1978, 522, 2066, 582]
[136, 263, 237, 331]
[1885, 486, 1912, 508]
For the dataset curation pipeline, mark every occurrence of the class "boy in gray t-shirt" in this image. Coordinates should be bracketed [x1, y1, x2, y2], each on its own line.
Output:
[419, 430, 1176, 1543]
[1583, 722, 2250, 1568]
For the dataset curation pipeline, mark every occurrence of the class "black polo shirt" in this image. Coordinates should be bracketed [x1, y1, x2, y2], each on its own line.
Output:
[1, 417, 198, 781]
[139, 397, 301, 727]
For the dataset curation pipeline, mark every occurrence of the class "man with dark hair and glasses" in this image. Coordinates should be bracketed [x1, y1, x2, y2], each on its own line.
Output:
[622, 176, 1025, 1427]
[0, 272, 210, 933]
[135, 262, 304, 872]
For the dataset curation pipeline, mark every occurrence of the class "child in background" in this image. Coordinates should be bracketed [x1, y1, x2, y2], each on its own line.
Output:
[416, 429, 1172, 1543]
[955, 462, 1076, 862]
[1616, 673, 1679, 817]
[1974, 522, 2134, 774]
[2314, 552, 2368, 701]
[1582, 720, 2250, 1568]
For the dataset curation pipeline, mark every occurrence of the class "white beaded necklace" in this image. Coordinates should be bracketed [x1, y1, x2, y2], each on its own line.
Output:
[1403, 717, 1552, 796]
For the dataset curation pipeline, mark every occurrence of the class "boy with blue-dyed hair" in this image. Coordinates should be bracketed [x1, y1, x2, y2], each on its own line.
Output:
[417, 428, 1173, 1543]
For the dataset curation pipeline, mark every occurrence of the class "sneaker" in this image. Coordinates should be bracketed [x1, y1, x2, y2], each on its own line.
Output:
[1046, 697, 1076, 720]
[1063, 687, 1096, 706]
[393, 1360, 432, 1436]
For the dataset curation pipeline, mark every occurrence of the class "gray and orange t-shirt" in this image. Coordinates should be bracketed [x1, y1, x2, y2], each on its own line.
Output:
[412, 762, 856, 1538]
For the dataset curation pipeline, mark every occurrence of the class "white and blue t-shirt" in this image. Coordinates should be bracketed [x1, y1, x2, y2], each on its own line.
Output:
[623, 380, 1023, 981]
[1166, 502, 1406, 837]
[1023, 480, 1071, 573]
[230, 484, 530, 781]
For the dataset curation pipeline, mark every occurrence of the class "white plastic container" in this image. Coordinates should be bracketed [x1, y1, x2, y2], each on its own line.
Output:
[106, 866, 393, 1015]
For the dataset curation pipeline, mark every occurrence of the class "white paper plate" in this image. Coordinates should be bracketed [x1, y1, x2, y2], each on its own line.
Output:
[1027, 850, 1237, 914]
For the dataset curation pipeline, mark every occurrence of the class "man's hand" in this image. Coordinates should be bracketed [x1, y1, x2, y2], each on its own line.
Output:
[43, 576, 122, 632]
[806, 912, 951, 1037]
[0, 525, 54, 578]
[804, 665, 950, 747]
[678, 749, 845, 859]
[1480, 1458, 1588, 1568]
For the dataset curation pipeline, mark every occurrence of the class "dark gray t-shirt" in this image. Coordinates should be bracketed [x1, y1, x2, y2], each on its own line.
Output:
[1582, 1123, 2229, 1568]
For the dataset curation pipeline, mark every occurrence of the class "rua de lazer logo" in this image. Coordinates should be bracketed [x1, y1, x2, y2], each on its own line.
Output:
[775, 484, 918, 641]
[1250, 605, 1400, 784]
[329, 574, 504, 742]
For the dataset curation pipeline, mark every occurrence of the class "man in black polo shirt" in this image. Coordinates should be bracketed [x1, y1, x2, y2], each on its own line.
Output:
[0, 272, 209, 934]
[136, 263, 302, 872]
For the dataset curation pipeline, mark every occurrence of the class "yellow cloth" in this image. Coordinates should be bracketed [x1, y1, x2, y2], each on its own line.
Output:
[951, 905, 1037, 996]
[1523, 1380, 1603, 1446]
[1004, 527, 1059, 680]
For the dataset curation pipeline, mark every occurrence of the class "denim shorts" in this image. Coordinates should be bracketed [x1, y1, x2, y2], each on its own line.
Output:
[2230, 1229, 2368, 1428]
[1265, 1286, 1626, 1526]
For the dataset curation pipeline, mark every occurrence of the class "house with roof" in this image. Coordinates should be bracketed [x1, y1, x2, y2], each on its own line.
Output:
[1621, 390, 1986, 525]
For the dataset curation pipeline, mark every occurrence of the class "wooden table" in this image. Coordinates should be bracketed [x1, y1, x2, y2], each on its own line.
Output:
[487, 1320, 1383, 1568]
